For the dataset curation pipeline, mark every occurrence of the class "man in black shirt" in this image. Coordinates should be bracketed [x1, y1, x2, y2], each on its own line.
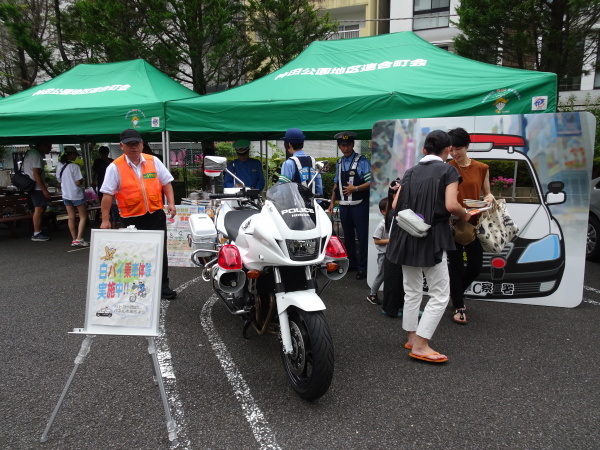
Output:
[91, 146, 113, 201]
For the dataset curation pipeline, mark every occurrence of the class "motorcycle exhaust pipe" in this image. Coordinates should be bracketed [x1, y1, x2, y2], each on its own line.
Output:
[215, 267, 246, 294]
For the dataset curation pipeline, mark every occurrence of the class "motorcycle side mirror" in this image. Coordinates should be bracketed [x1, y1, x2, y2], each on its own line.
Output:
[315, 160, 329, 172]
[204, 155, 228, 177]
[308, 160, 329, 189]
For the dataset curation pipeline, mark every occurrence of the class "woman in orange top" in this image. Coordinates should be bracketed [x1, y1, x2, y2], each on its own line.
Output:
[447, 128, 494, 324]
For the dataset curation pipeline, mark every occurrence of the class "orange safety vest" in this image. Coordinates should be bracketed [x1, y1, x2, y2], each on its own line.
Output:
[114, 154, 164, 218]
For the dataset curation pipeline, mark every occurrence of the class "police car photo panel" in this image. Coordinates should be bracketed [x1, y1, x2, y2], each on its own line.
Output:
[369, 112, 596, 308]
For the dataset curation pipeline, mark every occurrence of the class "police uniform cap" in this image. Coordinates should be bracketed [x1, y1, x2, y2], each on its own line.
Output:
[334, 131, 357, 144]
[233, 139, 251, 154]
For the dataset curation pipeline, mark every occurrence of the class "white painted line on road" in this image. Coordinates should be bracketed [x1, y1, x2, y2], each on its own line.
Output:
[583, 297, 600, 306]
[201, 295, 281, 450]
[583, 286, 600, 305]
[584, 285, 600, 295]
[155, 276, 205, 450]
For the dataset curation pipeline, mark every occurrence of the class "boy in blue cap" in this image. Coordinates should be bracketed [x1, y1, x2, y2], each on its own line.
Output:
[278, 128, 323, 195]
[224, 139, 265, 190]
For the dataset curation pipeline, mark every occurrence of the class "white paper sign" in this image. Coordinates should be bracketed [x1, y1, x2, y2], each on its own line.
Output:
[74, 228, 164, 336]
[166, 204, 215, 267]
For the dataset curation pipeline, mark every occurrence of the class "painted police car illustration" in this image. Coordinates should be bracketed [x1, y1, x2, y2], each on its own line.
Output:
[463, 134, 566, 299]
[96, 306, 113, 318]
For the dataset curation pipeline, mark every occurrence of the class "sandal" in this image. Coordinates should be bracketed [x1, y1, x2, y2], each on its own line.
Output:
[453, 308, 467, 324]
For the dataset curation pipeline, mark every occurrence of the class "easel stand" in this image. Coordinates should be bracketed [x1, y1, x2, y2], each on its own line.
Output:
[40, 335, 178, 444]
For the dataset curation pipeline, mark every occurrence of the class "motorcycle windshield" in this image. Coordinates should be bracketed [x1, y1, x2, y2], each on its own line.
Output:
[266, 183, 317, 230]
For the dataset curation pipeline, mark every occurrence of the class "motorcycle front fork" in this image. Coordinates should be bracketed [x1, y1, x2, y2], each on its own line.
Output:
[277, 266, 314, 355]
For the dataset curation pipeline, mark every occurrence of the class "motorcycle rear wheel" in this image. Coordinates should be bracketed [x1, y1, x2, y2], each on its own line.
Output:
[281, 307, 334, 400]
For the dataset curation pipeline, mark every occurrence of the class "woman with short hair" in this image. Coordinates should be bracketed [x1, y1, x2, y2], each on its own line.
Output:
[447, 127, 494, 324]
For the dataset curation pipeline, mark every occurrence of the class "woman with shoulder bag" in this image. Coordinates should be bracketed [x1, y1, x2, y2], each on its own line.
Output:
[447, 128, 494, 325]
[387, 130, 471, 363]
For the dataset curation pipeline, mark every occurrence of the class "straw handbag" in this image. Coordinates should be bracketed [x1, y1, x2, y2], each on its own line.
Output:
[452, 220, 476, 246]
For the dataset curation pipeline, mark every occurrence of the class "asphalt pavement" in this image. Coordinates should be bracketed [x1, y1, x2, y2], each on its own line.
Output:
[1, 223, 599, 449]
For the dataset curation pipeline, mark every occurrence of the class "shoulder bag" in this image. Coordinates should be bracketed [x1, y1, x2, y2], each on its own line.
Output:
[396, 209, 431, 238]
[11, 151, 36, 193]
[476, 199, 519, 253]
[394, 170, 432, 238]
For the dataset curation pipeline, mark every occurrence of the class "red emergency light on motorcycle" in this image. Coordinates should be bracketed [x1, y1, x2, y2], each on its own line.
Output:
[326, 236, 347, 258]
[218, 245, 243, 270]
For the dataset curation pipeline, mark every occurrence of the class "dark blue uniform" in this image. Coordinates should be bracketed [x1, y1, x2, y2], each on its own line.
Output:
[333, 152, 371, 272]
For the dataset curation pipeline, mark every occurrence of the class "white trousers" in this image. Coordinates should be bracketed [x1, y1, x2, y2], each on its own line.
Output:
[402, 252, 450, 340]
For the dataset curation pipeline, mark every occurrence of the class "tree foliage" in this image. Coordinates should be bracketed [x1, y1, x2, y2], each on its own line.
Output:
[246, 0, 338, 79]
[0, 0, 338, 96]
[453, 0, 600, 87]
[0, 0, 71, 95]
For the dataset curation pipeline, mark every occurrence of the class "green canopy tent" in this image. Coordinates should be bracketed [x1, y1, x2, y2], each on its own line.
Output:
[166, 32, 557, 142]
[0, 59, 199, 145]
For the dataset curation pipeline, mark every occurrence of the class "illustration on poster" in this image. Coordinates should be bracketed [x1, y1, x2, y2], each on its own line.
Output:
[369, 112, 595, 308]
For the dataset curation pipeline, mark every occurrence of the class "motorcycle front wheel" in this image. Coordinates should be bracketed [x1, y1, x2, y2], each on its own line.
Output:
[281, 306, 334, 401]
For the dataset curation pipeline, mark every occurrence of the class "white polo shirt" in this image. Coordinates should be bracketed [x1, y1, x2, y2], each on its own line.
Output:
[22, 149, 46, 190]
[100, 155, 174, 195]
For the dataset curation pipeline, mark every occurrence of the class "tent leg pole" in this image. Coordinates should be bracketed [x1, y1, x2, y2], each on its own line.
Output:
[162, 131, 170, 170]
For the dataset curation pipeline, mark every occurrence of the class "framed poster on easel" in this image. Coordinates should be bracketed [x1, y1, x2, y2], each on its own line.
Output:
[42, 227, 178, 445]
[74, 227, 164, 336]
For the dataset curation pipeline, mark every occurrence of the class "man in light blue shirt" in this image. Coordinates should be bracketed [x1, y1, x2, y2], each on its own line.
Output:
[278, 128, 323, 195]
[224, 140, 265, 190]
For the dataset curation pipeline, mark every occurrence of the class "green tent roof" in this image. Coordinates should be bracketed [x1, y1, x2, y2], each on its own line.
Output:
[167, 32, 557, 141]
[0, 59, 199, 144]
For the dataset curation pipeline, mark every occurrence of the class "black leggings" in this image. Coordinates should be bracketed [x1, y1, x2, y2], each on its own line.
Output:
[447, 238, 483, 309]
[382, 256, 404, 316]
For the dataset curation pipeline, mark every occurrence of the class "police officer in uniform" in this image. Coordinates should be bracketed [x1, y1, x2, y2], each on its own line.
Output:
[278, 128, 323, 195]
[328, 131, 371, 279]
[223, 139, 265, 190]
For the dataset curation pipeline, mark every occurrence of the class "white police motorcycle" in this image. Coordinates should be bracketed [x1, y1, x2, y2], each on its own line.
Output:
[188, 156, 349, 400]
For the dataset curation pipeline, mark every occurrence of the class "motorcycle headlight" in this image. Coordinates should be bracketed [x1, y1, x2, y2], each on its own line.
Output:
[286, 238, 319, 261]
[518, 235, 560, 263]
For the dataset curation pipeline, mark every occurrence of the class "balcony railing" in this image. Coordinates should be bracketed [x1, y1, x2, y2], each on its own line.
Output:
[326, 30, 360, 40]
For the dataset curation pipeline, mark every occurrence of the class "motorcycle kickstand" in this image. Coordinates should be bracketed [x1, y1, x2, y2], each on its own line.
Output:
[242, 318, 253, 339]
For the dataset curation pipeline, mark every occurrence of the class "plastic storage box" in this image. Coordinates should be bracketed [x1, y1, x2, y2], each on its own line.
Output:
[189, 213, 218, 257]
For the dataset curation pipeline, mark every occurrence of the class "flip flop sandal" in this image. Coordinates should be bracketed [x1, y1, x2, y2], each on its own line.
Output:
[453, 308, 467, 324]
[409, 352, 449, 363]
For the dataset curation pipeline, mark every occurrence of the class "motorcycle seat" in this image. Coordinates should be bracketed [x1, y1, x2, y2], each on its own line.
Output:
[223, 209, 260, 241]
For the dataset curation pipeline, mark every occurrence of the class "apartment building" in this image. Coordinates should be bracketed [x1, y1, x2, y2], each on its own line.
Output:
[320, 0, 389, 39]
[322, 0, 599, 106]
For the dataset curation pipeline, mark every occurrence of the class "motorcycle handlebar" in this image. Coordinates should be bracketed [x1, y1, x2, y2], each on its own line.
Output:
[209, 191, 246, 199]
[209, 189, 262, 200]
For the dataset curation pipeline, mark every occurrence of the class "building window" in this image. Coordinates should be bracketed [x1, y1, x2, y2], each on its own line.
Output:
[560, 74, 582, 92]
[413, 0, 450, 31]
[559, 40, 584, 92]
[328, 24, 360, 40]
